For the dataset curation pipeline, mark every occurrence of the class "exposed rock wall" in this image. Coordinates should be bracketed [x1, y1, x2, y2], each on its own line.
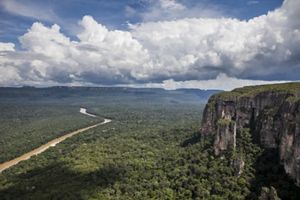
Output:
[200, 83, 300, 185]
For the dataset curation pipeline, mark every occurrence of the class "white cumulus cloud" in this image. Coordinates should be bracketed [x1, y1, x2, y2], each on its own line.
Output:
[0, 0, 299, 89]
[0, 42, 15, 52]
[130, 0, 300, 81]
[142, 74, 291, 91]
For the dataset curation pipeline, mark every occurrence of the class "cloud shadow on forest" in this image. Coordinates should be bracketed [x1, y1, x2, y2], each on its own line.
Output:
[1, 161, 126, 199]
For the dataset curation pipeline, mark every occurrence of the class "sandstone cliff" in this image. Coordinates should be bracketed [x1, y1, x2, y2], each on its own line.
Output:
[200, 82, 300, 185]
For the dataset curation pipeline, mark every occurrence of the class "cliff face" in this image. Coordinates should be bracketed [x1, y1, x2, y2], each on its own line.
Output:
[200, 83, 300, 185]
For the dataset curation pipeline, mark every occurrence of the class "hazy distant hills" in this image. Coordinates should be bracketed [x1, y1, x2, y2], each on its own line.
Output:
[0, 87, 222, 104]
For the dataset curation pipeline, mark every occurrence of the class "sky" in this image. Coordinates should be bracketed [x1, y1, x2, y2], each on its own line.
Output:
[0, 0, 299, 90]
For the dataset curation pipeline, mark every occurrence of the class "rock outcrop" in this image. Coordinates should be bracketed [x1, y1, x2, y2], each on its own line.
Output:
[200, 83, 300, 185]
[231, 158, 245, 177]
[259, 187, 281, 200]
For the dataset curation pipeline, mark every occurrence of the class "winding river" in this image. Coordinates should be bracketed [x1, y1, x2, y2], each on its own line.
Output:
[0, 108, 111, 173]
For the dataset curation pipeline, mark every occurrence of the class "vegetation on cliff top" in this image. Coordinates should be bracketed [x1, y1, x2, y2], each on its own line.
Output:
[239, 82, 299, 96]
[207, 82, 300, 107]
[232, 82, 300, 96]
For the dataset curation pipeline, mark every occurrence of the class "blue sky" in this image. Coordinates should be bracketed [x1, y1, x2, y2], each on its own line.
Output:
[0, 0, 299, 90]
[0, 0, 283, 44]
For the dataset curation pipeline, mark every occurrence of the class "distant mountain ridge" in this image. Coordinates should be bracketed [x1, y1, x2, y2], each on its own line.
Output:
[0, 86, 221, 104]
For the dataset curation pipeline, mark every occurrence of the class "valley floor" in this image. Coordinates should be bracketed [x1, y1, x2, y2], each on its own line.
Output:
[0, 108, 111, 173]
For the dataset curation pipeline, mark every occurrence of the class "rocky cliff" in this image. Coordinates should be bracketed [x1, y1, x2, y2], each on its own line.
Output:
[200, 82, 300, 185]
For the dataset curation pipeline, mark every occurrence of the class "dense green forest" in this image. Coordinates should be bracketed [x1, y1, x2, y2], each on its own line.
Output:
[0, 87, 215, 163]
[0, 105, 101, 163]
[0, 87, 299, 199]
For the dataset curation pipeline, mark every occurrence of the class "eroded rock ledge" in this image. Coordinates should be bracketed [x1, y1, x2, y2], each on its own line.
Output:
[200, 83, 300, 185]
